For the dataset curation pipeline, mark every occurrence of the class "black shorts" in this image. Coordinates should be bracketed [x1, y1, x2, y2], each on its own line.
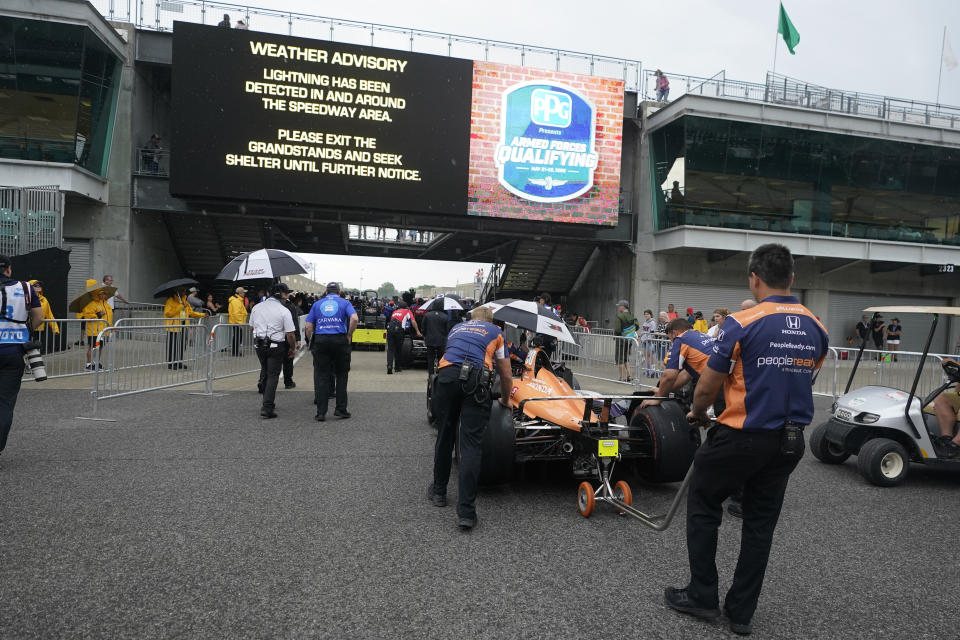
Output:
[87, 336, 108, 347]
[616, 340, 632, 364]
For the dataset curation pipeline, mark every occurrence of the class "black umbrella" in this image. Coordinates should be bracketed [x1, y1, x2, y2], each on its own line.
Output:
[483, 298, 575, 344]
[153, 278, 199, 299]
[216, 249, 309, 281]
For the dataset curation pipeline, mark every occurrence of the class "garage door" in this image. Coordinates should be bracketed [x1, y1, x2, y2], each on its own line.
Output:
[828, 292, 950, 353]
[659, 283, 755, 320]
[63, 239, 91, 302]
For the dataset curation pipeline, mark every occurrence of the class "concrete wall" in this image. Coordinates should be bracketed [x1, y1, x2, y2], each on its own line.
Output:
[565, 245, 635, 330]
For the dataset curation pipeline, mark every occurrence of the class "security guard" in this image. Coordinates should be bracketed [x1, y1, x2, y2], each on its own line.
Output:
[664, 243, 828, 636]
[304, 282, 358, 422]
[228, 286, 248, 356]
[163, 287, 205, 369]
[0, 255, 43, 459]
[428, 305, 512, 531]
[249, 282, 296, 419]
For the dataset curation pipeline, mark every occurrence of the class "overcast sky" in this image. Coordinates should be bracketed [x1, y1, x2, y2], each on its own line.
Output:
[225, 0, 960, 287]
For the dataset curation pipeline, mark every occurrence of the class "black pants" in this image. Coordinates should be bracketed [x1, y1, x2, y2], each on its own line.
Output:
[685, 424, 804, 624]
[283, 351, 294, 386]
[431, 367, 492, 519]
[386, 330, 405, 370]
[0, 353, 25, 453]
[231, 325, 244, 356]
[312, 334, 351, 416]
[425, 345, 444, 373]
[166, 331, 186, 366]
[256, 343, 286, 411]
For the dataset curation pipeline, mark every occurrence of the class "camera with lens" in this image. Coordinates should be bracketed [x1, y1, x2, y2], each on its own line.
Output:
[23, 340, 47, 382]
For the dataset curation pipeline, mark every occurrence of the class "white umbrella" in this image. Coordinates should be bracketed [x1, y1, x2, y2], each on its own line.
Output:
[483, 298, 575, 344]
[420, 295, 464, 312]
[216, 249, 309, 281]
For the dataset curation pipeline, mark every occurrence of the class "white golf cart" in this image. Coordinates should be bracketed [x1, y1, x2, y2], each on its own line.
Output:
[810, 306, 960, 486]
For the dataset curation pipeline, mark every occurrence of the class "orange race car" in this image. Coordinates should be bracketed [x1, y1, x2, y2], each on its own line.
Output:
[428, 344, 701, 526]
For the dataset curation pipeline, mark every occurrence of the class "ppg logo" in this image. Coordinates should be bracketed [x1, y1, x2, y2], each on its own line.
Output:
[530, 89, 571, 127]
[786, 316, 801, 330]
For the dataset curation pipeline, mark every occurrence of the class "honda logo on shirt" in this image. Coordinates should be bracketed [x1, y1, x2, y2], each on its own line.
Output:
[786, 316, 801, 330]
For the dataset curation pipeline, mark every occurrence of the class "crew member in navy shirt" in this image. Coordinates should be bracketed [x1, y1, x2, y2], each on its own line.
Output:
[664, 244, 828, 636]
[304, 282, 358, 422]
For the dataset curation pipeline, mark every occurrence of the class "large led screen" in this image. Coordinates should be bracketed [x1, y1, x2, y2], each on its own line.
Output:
[170, 23, 623, 225]
[466, 62, 623, 225]
[171, 22, 473, 213]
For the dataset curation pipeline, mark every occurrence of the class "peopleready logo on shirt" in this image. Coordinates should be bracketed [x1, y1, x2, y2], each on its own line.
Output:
[494, 81, 598, 204]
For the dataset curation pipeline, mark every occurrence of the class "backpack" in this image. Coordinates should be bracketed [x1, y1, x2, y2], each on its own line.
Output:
[387, 317, 404, 336]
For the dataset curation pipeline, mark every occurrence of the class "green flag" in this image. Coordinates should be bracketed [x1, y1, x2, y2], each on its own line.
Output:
[777, 2, 800, 55]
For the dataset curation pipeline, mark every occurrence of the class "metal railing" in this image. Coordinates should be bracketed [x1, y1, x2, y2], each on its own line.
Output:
[90, 0, 641, 90]
[204, 322, 259, 393]
[135, 147, 169, 176]
[24, 319, 102, 380]
[0, 186, 63, 256]
[556, 328, 650, 391]
[643, 70, 960, 130]
[348, 226, 436, 244]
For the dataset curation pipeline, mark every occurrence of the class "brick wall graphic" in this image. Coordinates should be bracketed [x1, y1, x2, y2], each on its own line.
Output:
[467, 61, 624, 225]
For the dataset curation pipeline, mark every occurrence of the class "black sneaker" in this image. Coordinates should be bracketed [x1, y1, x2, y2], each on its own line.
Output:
[943, 440, 960, 459]
[260, 410, 277, 419]
[314, 414, 325, 422]
[457, 516, 476, 530]
[727, 500, 744, 519]
[284, 381, 296, 389]
[334, 409, 351, 419]
[724, 606, 752, 635]
[427, 483, 446, 507]
[663, 587, 721, 619]
[387, 367, 393, 375]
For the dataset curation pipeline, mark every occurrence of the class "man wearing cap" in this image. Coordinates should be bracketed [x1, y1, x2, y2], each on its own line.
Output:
[186, 286, 204, 313]
[0, 255, 43, 462]
[249, 283, 296, 419]
[304, 282, 358, 422]
[228, 286, 248, 356]
[614, 299, 638, 382]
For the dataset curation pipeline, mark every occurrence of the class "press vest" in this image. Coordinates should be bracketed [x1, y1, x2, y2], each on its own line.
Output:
[0, 281, 31, 345]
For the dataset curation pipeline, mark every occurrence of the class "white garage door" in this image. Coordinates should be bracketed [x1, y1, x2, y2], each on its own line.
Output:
[828, 292, 950, 353]
[63, 239, 91, 302]
[658, 282, 756, 319]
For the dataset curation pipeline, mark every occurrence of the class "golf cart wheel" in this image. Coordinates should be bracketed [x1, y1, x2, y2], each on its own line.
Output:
[577, 481, 595, 517]
[478, 401, 515, 486]
[857, 438, 909, 487]
[614, 480, 633, 515]
[630, 401, 701, 483]
[810, 422, 850, 464]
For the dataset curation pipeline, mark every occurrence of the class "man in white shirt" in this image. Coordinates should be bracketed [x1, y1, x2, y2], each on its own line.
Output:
[102, 275, 129, 309]
[249, 282, 296, 419]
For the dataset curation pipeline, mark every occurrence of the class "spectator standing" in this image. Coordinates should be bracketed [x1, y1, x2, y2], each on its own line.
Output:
[640, 309, 658, 377]
[28, 280, 59, 353]
[871, 313, 886, 357]
[218, 13, 231, 27]
[304, 282, 358, 422]
[886, 318, 902, 361]
[0, 256, 42, 461]
[163, 288, 205, 369]
[655, 70, 670, 102]
[142, 134, 162, 174]
[686, 307, 696, 324]
[692, 311, 708, 333]
[101, 274, 129, 310]
[280, 286, 303, 389]
[80, 283, 113, 370]
[667, 304, 679, 320]
[614, 299, 638, 382]
[250, 283, 296, 419]
[186, 286, 204, 313]
[666, 244, 828, 635]
[707, 308, 729, 338]
[228, 286, 248, 356]
[205, 294, 221, 315]
[421, 307, 449, 373]
[854, 314, 870, 344]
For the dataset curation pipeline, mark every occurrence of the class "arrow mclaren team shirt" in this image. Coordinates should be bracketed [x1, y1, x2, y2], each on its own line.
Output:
[707, 295, 829, 431]
[664, 329, 715, 381]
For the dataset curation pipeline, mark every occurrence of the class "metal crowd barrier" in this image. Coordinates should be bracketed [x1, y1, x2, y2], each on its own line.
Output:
[557, 329, 645, 390]
[204, 323, 259, 393]
[24, 318, 100, 380]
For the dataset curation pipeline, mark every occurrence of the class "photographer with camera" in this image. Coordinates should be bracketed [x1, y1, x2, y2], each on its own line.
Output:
[427, 305, 512, 531]
[0, 255, 44, 461]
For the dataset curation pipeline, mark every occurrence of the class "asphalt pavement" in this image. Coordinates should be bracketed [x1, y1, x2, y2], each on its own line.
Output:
[1, 353, 958, 639]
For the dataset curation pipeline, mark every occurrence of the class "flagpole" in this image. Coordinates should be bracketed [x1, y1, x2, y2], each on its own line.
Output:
[772, 3, 780, 75]
[937, 26, 946, 105]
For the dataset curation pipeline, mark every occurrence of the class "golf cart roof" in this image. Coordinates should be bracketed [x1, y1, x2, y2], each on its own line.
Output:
[864, 306, 960, 316]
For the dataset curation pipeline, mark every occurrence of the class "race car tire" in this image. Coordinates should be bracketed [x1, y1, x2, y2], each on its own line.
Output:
[577, 481, 595, 518]
[810, 422, 849, 464]
[400, 337, 414, 367]
[614, 480, 633, 515]
[630, 401, 700, 483]
[857, 437, 909, 487]
[478, 401, 515, 486]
